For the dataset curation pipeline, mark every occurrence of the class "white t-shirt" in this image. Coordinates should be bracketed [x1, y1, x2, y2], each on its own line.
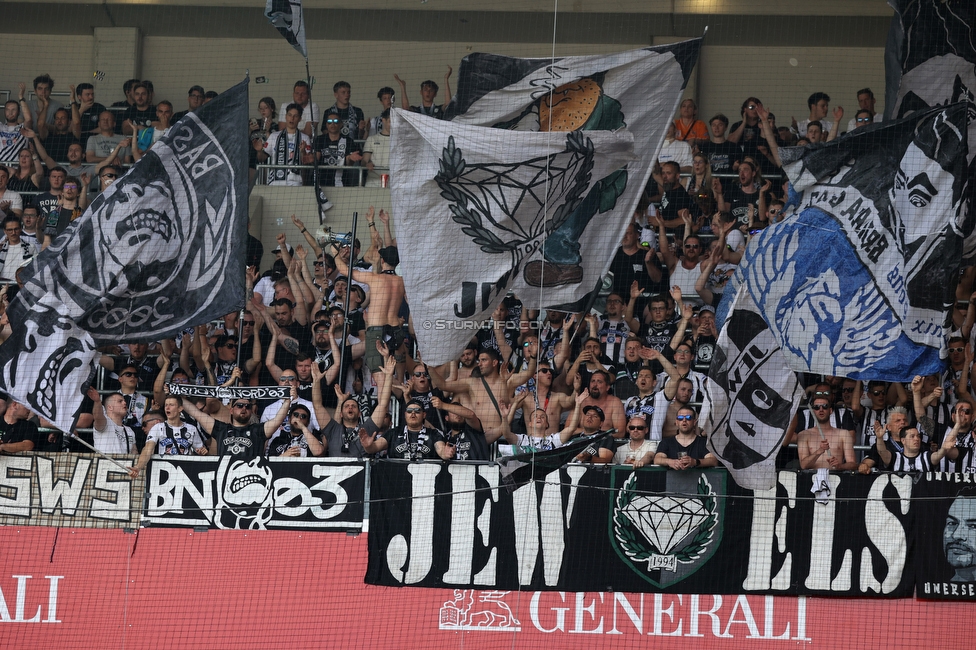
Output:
[253, 275, 276, 307]
[146, 420, 205, 455]
[93, 419, 136, 454]
[657, 138, 693, 168]
[613, 438, 658, 464]
[276, 99, 319, 133]
[260, 397, 320, 431]
[363, 132, 391, 187]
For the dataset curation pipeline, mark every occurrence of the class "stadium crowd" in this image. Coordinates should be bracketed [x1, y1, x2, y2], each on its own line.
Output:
[0, 73, 970, 479]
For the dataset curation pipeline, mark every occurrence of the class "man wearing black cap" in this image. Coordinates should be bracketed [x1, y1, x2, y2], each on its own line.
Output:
[173, 86, 205, 123]
[360, 356, 440, 460]
[266, 403, 324, 457]
[570, 404, 616, 463]
[334, 243, 405, 373]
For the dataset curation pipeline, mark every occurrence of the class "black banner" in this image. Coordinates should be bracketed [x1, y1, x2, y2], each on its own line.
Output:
[914, 472, 976, 600]
[166, 384, 289, 400]
[366, 462, 915, 597]
[143, 456, 364, 531]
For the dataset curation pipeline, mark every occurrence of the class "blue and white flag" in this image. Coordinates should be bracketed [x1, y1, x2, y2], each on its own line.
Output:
[265, 0, 307, 59]
[0, 80, 250, 432]
[747, 103, 970, 381]
[885, 0, 976, 258]
[391, 41, 701, 364]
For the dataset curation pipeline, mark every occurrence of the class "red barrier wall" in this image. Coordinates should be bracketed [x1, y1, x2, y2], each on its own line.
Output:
[0, 526, 969, 650]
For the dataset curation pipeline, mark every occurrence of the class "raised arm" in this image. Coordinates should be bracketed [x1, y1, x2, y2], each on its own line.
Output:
[182, 395, 217, 436]
[558, 392, 588, 444]
[393, 74, 410, 110]
[263, 387, 294, 437]
[441, 66, 453, 111]
[87, 387, 107, 432]
[291, 214, 323, 257]
[264, 321, 284, 381]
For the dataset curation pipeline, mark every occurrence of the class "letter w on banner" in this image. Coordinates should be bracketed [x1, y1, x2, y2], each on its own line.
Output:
[0, 80, 250, 432]
[705, 103, 970, 490]
[391, 41, 701, 364]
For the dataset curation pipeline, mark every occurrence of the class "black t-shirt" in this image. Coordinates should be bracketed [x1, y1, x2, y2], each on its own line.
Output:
[314, 134, 362, 187]
[322, 419, 370, 458]
[43, 133, 78, 163]
[657, 434, 709, 460]
[267, 430, 320, 457]
[699, 140, 742, 176]
[121, 105, 157, 131]
[32, 191, 60, 219]
[432, 425, 490, 461]
[382, 425, 441, 460]
[608, 247, 668, 302]
[729, 120, 766, 155]
[0, 418, 40, 449]
[325, 104, 365, 139]
[726, 183, 761, 226]
[212, 420, 266, 461]
[43, 205, 84, 240]
[410, 104, 444, 119]
[659, 185, 700, 227]
[79, 103, 107, 147]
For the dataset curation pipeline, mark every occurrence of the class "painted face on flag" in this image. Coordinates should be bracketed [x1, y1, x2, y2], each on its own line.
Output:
[93, 166, 184, 292]
[889, 142, 956, 252]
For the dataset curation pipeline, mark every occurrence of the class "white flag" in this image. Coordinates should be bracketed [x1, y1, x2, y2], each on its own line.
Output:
[391, 41, 701, 365]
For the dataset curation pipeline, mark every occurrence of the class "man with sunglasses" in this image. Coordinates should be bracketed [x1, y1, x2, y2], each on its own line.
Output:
[797, 395, 857, 471]
[398, 364, 448, 425]
[654, 407, 717, 469]
[851, 380, 911, 451]
[360, 356, 440, 461]
[184, 388, 293, 460]
[266, 403, 324, 457]
[656, 226, 707, 306]
[261, 368, 320, 431]
[314, 110, 362, 187]
[934, 401, 976, 473]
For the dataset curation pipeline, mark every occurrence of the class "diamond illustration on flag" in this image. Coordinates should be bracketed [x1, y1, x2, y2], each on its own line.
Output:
[392, 41, 701, 365]
[622, 495, 709, 556]
[611, 472, 719, 584]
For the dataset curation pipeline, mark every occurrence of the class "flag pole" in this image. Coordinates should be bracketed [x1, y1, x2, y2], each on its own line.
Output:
[337, 212, 358, 392]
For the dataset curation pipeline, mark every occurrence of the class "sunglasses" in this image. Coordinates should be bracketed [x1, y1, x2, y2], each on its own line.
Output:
[628, 425, 647, 431]
[119, 371, 137, 377]
[957, 407, 972, 415]
[676, 414, 694, 421]
[537, 367, 553, 374]
[684, 244, 700, 249]
[413, 372, 428, 378]
[291, 411, 310, 420]
[314, 261, 324, 267]
[856, 117, 871, 123]
[814, 391, 831, 396]
[811, 404, 831, 411]
[842, 387, 854, 393]
[224, 343, 237, 349]
[242, 320, 255, 326]
[233, 402, 252, 409]
[63, 185, 79, 190]
[326, 118, 340, 123]
[405, 407, 423, 414]
[101, 174, 118, 180]
[279, 376, 298, 382]
[949, 347, 965, 353]
[870, 390, 886, 396]
[606, 298, 622, 304]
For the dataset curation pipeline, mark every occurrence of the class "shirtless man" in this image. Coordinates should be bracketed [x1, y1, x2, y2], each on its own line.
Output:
[333, 238, 404, 373]
[525, 362, 575, 434]
[500, 390, 587, 451]
[797, 395, 857, 470]
[580, 370, 627, 438]
[432, 347, 536, 431]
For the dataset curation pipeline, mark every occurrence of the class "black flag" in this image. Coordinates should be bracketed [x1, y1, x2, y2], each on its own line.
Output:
[0, 79, 250, 431]
[265, 0, 307, 58]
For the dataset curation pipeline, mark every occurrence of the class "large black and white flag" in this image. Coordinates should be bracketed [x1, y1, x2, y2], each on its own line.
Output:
[265, 0, 307, 58]
[390, 41, 700, 364]
[747, 103, 969, 381]
[702, 286, 803, 490]
[885, 0, 976, 257]
[0, 79, 250, 432]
